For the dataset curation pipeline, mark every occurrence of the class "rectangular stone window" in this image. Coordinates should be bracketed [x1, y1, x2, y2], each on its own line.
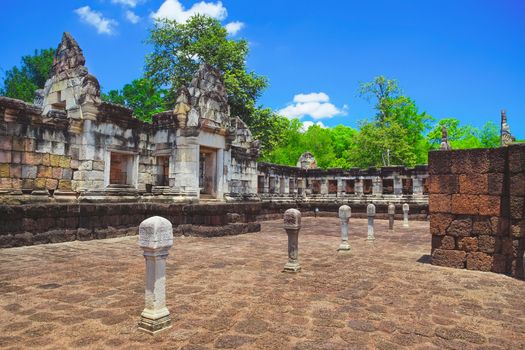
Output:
[402, 178, 413, 195]
[269, 177, 276, 194]
[363, 179, 373, 194]
[279, 177, 285, 194]
[311, 180, 321, 194]
[382, 179, 394, 194]
[51, 90, 66, 110]
[257, 175, 265, 194]
[289, 178, 295, 193]
[110, 152, 134, 185]
[345, 180, 355, 194]
[328, 180, 338, 194]
[157, 156, 170, 186]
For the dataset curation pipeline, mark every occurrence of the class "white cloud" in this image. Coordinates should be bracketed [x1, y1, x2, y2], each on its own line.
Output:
[112, 0, 139, 7]
[74, 6, 117, 35]
[293, 92, 329, 103]
[125, 10, 140, 23]
[301, 121, 327, 132]
[278, 92, 347, 120]
[225, 21, 244, 35]
[151, 0, 227, 22]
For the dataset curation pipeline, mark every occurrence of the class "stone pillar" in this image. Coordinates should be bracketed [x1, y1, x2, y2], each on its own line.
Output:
[215, 148, 225, 198]
[393, 177, 403, 196]
[355, 178, 364, 196]
[172, 136, 199, 199]
[283, 176, 290, 194]
[138, 216, 174, 334]
[337, 179, 344, 197]
[403, 203, 409, 227]
[283, 209, 301, 273]
[367, 203, 376, 242]
[338, 205, 351, 251]
[372, 176, 382, 196]
[412, 177, 423, 196]
[320, 179, 328, 195]
[388, 203, 395, 231]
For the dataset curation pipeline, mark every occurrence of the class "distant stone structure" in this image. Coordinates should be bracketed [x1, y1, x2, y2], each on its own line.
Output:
[296, 151, 317, 169]
[440, 126, 452, 150]
[500, 110, 515, 147]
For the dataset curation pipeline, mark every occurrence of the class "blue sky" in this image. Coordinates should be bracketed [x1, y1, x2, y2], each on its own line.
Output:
[0, 0, 524, 138]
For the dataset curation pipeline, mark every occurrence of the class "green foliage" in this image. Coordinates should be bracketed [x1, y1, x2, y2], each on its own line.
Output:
[102, 78, 167, 122]
[0, 48, 55, 102]
[426, 118, 500, 149]
[145, 15, 267, 121]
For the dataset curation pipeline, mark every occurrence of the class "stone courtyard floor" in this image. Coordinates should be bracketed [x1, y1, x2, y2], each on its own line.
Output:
[1, 217, 524, 350]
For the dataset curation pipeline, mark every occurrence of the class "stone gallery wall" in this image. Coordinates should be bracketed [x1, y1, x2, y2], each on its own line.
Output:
[429, 144, 525, 279]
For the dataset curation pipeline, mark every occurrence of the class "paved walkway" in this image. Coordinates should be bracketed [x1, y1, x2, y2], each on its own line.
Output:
[1, 217, 524, 349]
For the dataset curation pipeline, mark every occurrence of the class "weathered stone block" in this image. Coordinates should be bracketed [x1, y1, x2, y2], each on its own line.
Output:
[487, 173, 504, 195]
[428, 175, 458, 194]
[510, 197, 524, 220]
[52, 167, 63, 179]
[478, 235, 496, 253]
[46, 179, 58, 190]
[24, 139, 35, 152]
[22, 152, 42, 165]
[12, 138, 24, 152]
[430, 213, 453, 236]
[49, 154, 62, 167]
[466, 252, 493, 271]
[459, 174, 487, 195]
[42, 153, 50, 166]
[22, 179, 34, 189]
[510, 220, 524, 238]
[428, 151, 451, 175]
[451, 149, 490, 174]
[510, 173, 525, 196]
[11, 151, 22, 164]
[451, 194, 480, 215]
[458, 237, 478, 252]
[93, 161, 105, 171]
[508, 144, 525, 174]
[21, 165, 37, 179]
[472, 218, 492, 235]
[431, 249, 466, 268]
[478, 195, 501, 216]
[34, 178, 47, 190]
[37, 166, 52, 178]
[0, 150, 12, 163]
[487, 148, 507, 173]
[0, 136, 12, 151]
[491, 254, 507, 273]
[432, 235, 455, 250]
[58, 180, 73, 191]
[0, 178, 12, 189]
[446, 218, 472, 237]
[429, 194, 451, 213]
[0, 164, 9, 177]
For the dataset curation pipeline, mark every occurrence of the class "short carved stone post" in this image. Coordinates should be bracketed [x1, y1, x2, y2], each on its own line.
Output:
[403, 203, 409, 228]
[367, 204, 376, 242]
[283, 209, 301, 272]
[338, 205, 351, 251]
[138, 216, 173, 334]
[388, 203, 395, 231]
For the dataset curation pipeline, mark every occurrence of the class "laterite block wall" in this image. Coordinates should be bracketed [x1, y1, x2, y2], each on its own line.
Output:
[428, 144, 524, 279]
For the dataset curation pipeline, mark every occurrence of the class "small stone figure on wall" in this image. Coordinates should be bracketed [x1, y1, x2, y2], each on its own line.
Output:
[500, 110, 515, 147]
[283, 209, 302, 272]
[440, 126, 452, 150]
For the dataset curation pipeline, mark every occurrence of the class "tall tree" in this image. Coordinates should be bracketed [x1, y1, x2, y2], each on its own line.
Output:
[145, 15, 267, 123]
[102, 78, 167, 122]
[1, 48, 55, 102]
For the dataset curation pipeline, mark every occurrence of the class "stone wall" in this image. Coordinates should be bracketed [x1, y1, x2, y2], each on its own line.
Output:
[429, 144, 525, 279]
[0, 202, 261, 248]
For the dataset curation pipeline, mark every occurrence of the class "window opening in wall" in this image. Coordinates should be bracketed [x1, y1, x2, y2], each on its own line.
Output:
[257, 175, 265, 194]
[345, 180, 355, 194]
[199, 147, 217, 197]
[289, 178, 295, 193]
[382, 179, 394, 194]
[363, 179, 373, 194]
[157, 156, 169, 186]
[328, 180, 338, 194]
[280, 177, 285, 194]
[402, 178, 413, 195]
[51, 90, 66, 110]
[311, 180, 321, 194]
[297, 179, 303, 195]
[269, 177, 276, 194]
[110, 152, 133, 186]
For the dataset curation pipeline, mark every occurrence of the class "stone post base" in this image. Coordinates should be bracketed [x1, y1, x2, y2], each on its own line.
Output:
[338, 242, 351, 251]
[283, 261, 301, 273]
[138, 314, 172, 335]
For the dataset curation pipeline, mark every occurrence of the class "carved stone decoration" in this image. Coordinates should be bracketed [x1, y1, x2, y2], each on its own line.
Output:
[138, 216, 174, 334]
[440, 126, 452, 150]
[367, 203, 376, 242]
[403, 203, 410, 228]
[283, 209, 301, 272]
[500, 110, 515, 147]
[297, 152, 317, 169]
[338, 205, 351, 251]
[388, 203, 395, 231]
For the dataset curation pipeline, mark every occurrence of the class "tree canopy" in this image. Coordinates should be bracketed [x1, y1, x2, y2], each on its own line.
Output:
[0, 48, 55, 102]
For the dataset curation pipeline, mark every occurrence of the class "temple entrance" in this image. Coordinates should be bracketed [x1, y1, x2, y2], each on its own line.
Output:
[199, 146, 217, 198]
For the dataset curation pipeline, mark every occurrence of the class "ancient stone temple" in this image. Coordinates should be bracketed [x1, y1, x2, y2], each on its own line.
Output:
[0, 32, 259, 204]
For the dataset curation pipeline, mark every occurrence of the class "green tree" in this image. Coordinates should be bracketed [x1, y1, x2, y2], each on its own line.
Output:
[426, 118, 500, 149]
[102, 78, 167, 122]
[0, 48, 55, 102]
[145, 15, 267, 122]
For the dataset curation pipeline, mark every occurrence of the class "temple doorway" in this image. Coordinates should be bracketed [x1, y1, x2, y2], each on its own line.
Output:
[199, 146, 217, 198]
